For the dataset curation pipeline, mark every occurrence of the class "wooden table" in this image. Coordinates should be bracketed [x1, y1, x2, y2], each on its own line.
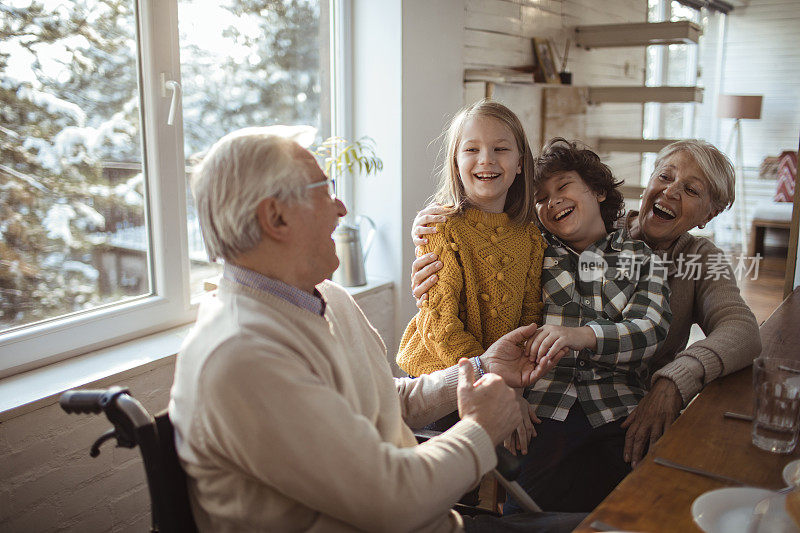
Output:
[575, 287, 800, 532]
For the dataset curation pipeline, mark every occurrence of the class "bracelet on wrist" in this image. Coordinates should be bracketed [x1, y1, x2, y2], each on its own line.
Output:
[474, 356, 485, 378]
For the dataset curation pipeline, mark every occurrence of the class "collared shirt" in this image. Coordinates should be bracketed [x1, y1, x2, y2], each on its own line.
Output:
[223, 263, 326, 316]
[526, 229, 672, 428]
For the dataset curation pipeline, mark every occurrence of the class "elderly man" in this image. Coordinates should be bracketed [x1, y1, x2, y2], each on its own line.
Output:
[169, 127, 582, 532]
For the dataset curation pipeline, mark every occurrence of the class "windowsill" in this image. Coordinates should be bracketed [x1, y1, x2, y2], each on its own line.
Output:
[342, 276, 393, 298]
[0, 325, 190, 423]
[0, 278, 393, 422]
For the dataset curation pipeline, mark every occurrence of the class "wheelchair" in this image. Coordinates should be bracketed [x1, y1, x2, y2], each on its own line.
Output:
[60, 387, 540, 531]
[60, 387, 197, 533]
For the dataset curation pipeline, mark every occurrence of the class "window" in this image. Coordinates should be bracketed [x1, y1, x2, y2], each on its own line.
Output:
[0, 0, 339, 377]
[642, 0, 724, 181]
[178, 0, 333, 295]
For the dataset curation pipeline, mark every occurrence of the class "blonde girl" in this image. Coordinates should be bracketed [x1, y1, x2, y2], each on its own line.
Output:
[397, 100, 546, 437]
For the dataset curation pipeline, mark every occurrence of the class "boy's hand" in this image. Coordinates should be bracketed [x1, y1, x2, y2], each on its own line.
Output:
[504, 394, 541, 455]
[529, 325, 597, 363]
[411, 253, 442, 307]
[411, 204, 448, 247]
[410, 204, 448, 306]
[482, 323, 558, 388]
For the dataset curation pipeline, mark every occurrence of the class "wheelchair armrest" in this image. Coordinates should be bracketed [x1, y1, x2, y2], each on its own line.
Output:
[413, 429, 441, 443]
[413, 429, 523, 481]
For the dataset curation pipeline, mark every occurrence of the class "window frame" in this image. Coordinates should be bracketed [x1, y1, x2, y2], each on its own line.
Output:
[0, 0, 342, 378]
[330, 0, 353, 205]
[641, 0, 702, 185]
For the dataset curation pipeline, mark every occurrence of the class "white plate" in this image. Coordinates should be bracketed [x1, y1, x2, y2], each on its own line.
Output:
[784, 459, 800, 486]
[692, 487, 774, 533]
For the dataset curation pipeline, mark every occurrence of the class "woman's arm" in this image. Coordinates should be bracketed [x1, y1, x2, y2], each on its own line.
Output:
[621, 239, 761, 466]
[652, 239, 761, 403]
[620, 377, 682, 466]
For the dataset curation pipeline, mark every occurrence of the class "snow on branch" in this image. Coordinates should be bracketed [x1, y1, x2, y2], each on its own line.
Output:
[0, 163, 51, 193]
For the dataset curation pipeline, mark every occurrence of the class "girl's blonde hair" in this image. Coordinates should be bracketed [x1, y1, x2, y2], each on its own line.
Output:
[432, 99, 536, 224]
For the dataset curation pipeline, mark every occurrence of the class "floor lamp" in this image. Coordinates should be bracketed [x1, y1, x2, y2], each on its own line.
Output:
[718, 94, 763, 254]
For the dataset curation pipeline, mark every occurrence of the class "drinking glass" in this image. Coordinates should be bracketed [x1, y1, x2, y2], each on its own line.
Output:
[752, 357, 800, 454]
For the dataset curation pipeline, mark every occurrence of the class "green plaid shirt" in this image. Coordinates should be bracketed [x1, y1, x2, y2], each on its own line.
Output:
[526, 229, 672, 428]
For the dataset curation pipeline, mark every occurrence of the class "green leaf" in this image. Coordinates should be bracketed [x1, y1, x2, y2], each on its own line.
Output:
[314, 135, 383, 179]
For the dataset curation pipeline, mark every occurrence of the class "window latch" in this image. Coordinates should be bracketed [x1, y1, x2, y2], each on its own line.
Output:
[160, 73, 182, 126]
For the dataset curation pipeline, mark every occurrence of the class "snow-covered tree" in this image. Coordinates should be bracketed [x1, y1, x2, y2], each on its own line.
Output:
[179, 0, 323, 156]
[1, 0, 325, 328]
[0, 0, 144, 326]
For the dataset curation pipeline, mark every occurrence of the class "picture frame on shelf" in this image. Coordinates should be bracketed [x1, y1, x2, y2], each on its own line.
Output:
[532, 38, 560, 84]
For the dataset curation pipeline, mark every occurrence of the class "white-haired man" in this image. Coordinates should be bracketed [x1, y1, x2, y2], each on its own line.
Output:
[169, 127, 583, 532]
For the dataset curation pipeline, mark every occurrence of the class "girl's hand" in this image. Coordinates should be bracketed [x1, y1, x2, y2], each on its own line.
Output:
[411, 204, 449, 247]
[528, 325, 596, 364]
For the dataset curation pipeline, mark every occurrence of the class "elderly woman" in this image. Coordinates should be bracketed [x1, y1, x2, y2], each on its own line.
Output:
[410, 139, 761, 502]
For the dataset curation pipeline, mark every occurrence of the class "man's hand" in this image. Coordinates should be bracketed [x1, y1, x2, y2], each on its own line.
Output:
[528, 325, 597, 363]
[504, 394, 541, 455]
[457, 359, 521, 446]
[481, 323, 560, 388]
[620, 378, 682, 466]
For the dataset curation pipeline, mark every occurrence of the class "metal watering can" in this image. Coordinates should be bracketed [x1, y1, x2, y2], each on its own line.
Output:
[332, 215, 376, 287]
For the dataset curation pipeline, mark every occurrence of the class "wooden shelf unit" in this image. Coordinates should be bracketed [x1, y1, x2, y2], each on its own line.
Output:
[588, 86, 703, 104]
[575, 21, 702, 48]
[620, 184, 646, 199]
[596, 138, 680, 153]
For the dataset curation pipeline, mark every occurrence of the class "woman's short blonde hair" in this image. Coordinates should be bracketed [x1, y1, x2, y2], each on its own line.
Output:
[652, 139, 735, 214]
[431, 99, 536, 225]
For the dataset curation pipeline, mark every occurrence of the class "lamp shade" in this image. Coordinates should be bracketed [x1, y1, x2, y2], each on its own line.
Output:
[717, 94, 763, 120]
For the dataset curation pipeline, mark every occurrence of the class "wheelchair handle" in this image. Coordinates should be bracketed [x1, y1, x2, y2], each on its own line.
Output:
[60, 386, 128, 415]
[60, 386, 153, 427]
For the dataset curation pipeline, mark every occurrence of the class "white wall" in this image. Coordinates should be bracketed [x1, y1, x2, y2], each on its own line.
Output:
[701, 0, 800, 251]
[353, 0, 465, 366]
[0, 363, 172, 532]
[718, 0, 800, 168]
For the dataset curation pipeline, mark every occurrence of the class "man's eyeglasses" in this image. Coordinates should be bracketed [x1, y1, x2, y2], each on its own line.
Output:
[305, 178, 336, 199]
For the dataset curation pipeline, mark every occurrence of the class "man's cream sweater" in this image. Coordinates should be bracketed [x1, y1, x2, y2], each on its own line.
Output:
[169, 279, 496, 532]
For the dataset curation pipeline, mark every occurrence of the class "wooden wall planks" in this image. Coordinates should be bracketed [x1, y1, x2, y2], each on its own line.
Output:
[463, 0, 648, 185]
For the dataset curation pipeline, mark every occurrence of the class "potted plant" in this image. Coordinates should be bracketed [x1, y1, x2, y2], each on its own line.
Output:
[314, 135, 383, 186]
[313, 136, 383, 287]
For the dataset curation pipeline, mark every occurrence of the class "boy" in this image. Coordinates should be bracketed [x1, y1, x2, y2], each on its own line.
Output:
[508, 138, 672, 513]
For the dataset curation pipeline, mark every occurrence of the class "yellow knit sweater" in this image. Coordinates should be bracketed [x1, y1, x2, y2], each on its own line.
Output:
[397, 208, 546, 376]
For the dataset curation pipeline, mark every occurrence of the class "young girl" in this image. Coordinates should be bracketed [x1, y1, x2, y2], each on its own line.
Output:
[397, 100, 546, 391]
